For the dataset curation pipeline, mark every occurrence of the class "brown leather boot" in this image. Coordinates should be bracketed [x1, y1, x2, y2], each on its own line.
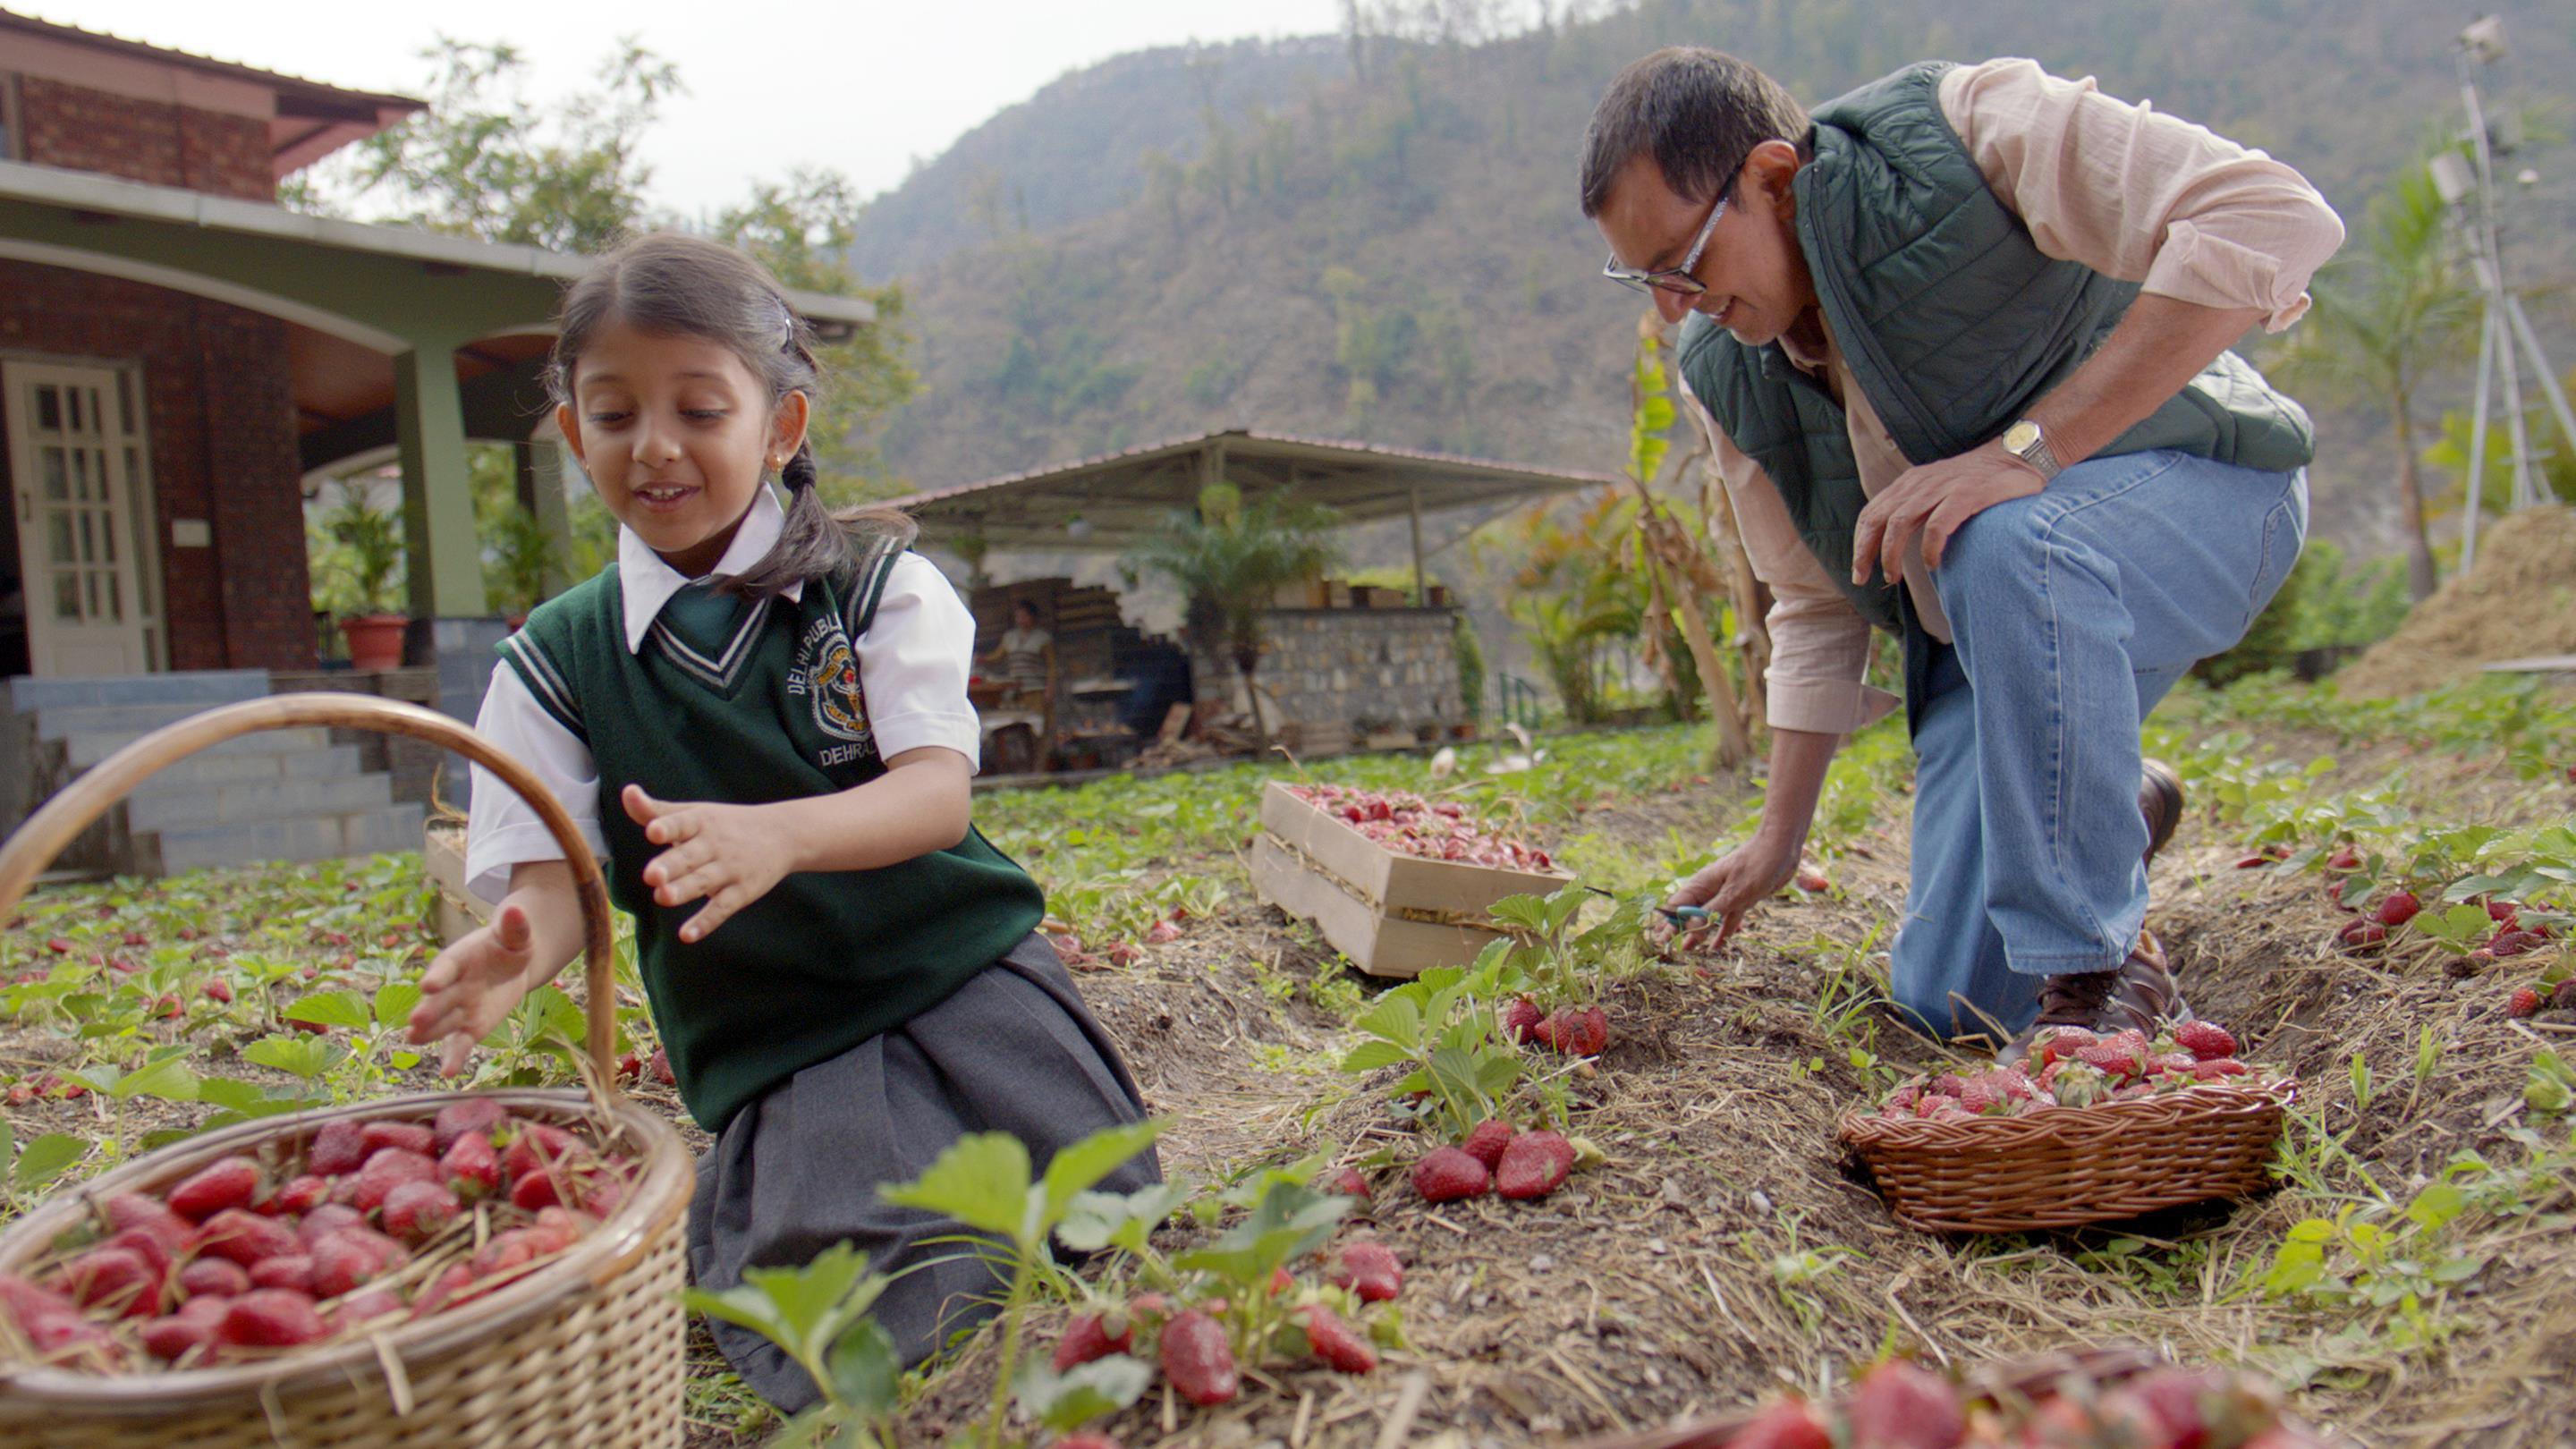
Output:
[2004, 928, 2189, 1062]
[2140, 758, 2184, 864]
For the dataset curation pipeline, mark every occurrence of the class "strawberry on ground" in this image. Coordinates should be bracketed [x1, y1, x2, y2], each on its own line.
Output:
[1323, 1165, 1371, 1202]
[1296, 1302, 1378, 1373]
[1500, 997, 1545, 1044]
[1725, 1398, 1833, 1449]
[1460, 1118, 1514, 1170]
[2375, 891, 2422, 927]
[1159, 1309, 1240, 1405]
[1495, 1131, 1576, 1200]
[1328, 1241, 1402, 1302]
[1845, 1359, 1965, 1449]
[1411, 1147, 1490, 1202]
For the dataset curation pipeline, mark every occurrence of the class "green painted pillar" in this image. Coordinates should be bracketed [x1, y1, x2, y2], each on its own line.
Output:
[394, 344, 487, 618]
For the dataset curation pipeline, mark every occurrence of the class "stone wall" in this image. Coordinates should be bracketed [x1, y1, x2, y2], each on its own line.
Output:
[1194, 607, 1462, 733]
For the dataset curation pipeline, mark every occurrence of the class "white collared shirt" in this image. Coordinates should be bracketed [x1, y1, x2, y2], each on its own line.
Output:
[462, 487, 983, 904]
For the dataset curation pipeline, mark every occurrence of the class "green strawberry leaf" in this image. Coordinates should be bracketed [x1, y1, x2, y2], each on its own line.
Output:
[879, 1132, 1033, 1242]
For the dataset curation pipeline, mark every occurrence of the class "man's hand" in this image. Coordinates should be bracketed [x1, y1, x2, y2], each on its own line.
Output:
[1850, 437, 2047, 588]
[1664, 833, 1804, 951]
[408, 904, 538, 1078]
[625, 785, 798, 944]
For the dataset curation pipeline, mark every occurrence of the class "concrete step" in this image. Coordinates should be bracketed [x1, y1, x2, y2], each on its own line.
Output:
[6, 671, 269, 713]
[121, 744, 366, 793]
[64, 725, 333, 771]
[142, 801, 426, 875]
[30, 700, 233, 741]
[125, 773, 393, 832]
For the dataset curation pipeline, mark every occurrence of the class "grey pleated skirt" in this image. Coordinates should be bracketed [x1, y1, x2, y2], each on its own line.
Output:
[686, 931, 1161, 1413]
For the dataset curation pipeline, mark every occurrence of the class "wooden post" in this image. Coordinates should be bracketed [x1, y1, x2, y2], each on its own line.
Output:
[1408, 486, 1428, 605]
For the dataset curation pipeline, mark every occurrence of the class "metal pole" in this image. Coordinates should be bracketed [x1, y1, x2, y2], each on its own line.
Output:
[2462, 306, 2495, 573]
[2503, 294, 2575, 471]
[2458, 51, 2538, 513]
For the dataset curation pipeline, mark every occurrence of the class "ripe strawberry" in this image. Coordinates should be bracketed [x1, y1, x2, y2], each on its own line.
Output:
[1328, 1241, 1403, 1302]
[2233, 854, 2274, 869]
[296, 1204, 364, 1246]
[64, 1245, 160, 1318]
[1411, 1147, 1490, 1202]
[2075, 1031, 2149, 1079]
[2487, 928, 2545, 959]
[441, 1131, 503, 1198]
[2375, 892, 2422, 927]
[1323, 1165, 1372, 1202]
[1159, 1309, 1240, 1405]
[351, 1148, 441, 1215]
[648, 1048, 676, 1086]
[1846, 1359, 1964, 1449]
[105, 1192, 192, 1258]
[310, 1227, 410, 1299]
[1050, 1310, 1133, 1371]
[1794, 866, 1831, 893]
[1500, 996, 1545, 1044]
[331, 1287, 407, 1331]
[289, 1019, 329, 1036]
[2028, 1027, 2097, 1069]
[381, 1180, 462, 1244]
[499, 1122, 584, 1187]
[43, 937, 71, 954]
[194, 1208, 300, 1267]
[2174, 1021, 2237, 1061]
[1495, 1131, 1576, 1200]
[2192, 1058, 2252, 1080]
[2487, 900, 2520, 926]
[1726, 1398, 1833, 1449]
[218, 1288, 326, 1349]
[248, 1255, 316, 1295]
[1144, 918, 1182, 945]
[1954, 1077, 2006, 1114]
[361, 1121, 436, 1157]
[1461, 1118, 1515, 1170]
[1296, 1302, 1377, 1373]
[201, 979, 234, 1004]
[179, 1258, 250, 1297]
[141, 1298, 230, 1362]
[2326, 846, 2361, 871]
[267, 1174, 329, 1216]
[307, 1120, 370, 1177]
[168, 1157, 266, 1223]
[2146, 1051, 2199, 1078]
[430, 1098, 509, 1156]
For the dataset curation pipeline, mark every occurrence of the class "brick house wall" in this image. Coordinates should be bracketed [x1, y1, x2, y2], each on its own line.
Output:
[0, 259, 315, 672]
[13, 74, 274, 201]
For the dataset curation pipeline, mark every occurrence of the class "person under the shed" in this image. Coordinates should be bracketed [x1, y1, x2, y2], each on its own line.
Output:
[977, 597, 1055, 707]
[1583, 51, 2342, 1055]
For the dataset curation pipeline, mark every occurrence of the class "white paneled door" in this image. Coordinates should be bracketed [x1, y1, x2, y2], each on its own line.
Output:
[5, 360, 159, 676]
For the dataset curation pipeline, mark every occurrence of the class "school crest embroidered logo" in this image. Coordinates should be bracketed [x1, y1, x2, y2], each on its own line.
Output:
[809, 631, 869, 742]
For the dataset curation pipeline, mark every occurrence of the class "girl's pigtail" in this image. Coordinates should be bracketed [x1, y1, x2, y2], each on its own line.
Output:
[724, 442, 919, 600]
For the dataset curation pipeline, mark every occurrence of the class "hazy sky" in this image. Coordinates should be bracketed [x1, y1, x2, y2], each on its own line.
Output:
[31, 1, 1348, 217]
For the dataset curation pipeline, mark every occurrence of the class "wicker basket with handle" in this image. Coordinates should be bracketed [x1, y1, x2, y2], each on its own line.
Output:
[0, 694, 695, 1449]
[1837, 1079, 2296, 1233]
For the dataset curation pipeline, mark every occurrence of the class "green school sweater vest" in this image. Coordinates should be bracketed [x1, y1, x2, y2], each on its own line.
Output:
[1678, 61, 2318, 729]
[496, 546, 1044, 1131]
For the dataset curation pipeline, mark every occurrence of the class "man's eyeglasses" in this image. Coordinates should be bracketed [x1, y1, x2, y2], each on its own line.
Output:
[1602, 191, 1727, 297]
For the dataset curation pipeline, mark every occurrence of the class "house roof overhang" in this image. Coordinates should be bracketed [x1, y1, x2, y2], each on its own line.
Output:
[897, 429, 1620, 553]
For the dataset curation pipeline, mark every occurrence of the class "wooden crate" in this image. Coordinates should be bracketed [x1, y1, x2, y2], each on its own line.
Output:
[1250, 780, 1568, 978]
[421, 818, 490, 947]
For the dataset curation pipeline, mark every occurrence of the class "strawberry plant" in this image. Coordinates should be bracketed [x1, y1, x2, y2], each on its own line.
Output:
[680, 1241, 906, 1449]
[1338, 960, 1526, 1140]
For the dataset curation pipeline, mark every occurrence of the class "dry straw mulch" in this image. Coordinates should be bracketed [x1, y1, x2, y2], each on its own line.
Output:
[2339, 503, 2576, 699]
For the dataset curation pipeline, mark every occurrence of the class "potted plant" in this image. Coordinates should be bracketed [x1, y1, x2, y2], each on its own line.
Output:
[1128, 487, 1339, 743]
[319, 479, 408, 671]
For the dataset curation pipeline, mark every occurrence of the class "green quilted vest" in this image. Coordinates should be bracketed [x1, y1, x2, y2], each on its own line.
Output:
[1677, 61, 2316, 723]
[496, 544, 1044, 1131]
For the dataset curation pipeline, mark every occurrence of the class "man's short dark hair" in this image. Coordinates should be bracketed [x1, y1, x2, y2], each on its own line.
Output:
[1580, 47, 1813, 217]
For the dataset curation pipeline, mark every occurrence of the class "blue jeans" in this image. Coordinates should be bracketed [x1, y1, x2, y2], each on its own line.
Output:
[1888, 448, 2308, 1041]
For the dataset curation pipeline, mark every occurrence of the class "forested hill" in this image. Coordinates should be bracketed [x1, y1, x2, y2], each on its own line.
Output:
[852, 0, 2573, 552]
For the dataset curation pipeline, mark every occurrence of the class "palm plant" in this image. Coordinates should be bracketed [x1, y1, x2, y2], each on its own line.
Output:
[2268, 160, 2477, 600]
[1128, 489, 1340, 741]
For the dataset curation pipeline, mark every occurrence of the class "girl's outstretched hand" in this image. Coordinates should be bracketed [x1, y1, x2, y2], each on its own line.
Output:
[409, 903, 538, 1078]
[625, 784, 795, 944]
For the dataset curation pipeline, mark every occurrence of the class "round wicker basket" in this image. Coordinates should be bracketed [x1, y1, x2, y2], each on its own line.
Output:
[0, 695, 695, 1448]
[1837, 1079, 2296, 1233]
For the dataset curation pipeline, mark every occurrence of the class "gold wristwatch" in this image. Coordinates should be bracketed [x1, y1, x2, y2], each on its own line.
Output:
[2000, 419, 2063, 481]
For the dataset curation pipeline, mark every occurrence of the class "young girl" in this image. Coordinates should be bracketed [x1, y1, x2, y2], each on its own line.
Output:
[404, 232, 1160, 1411]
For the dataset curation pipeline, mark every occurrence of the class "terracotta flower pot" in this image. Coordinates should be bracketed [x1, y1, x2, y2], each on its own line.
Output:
[341, 613, 408, 671]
